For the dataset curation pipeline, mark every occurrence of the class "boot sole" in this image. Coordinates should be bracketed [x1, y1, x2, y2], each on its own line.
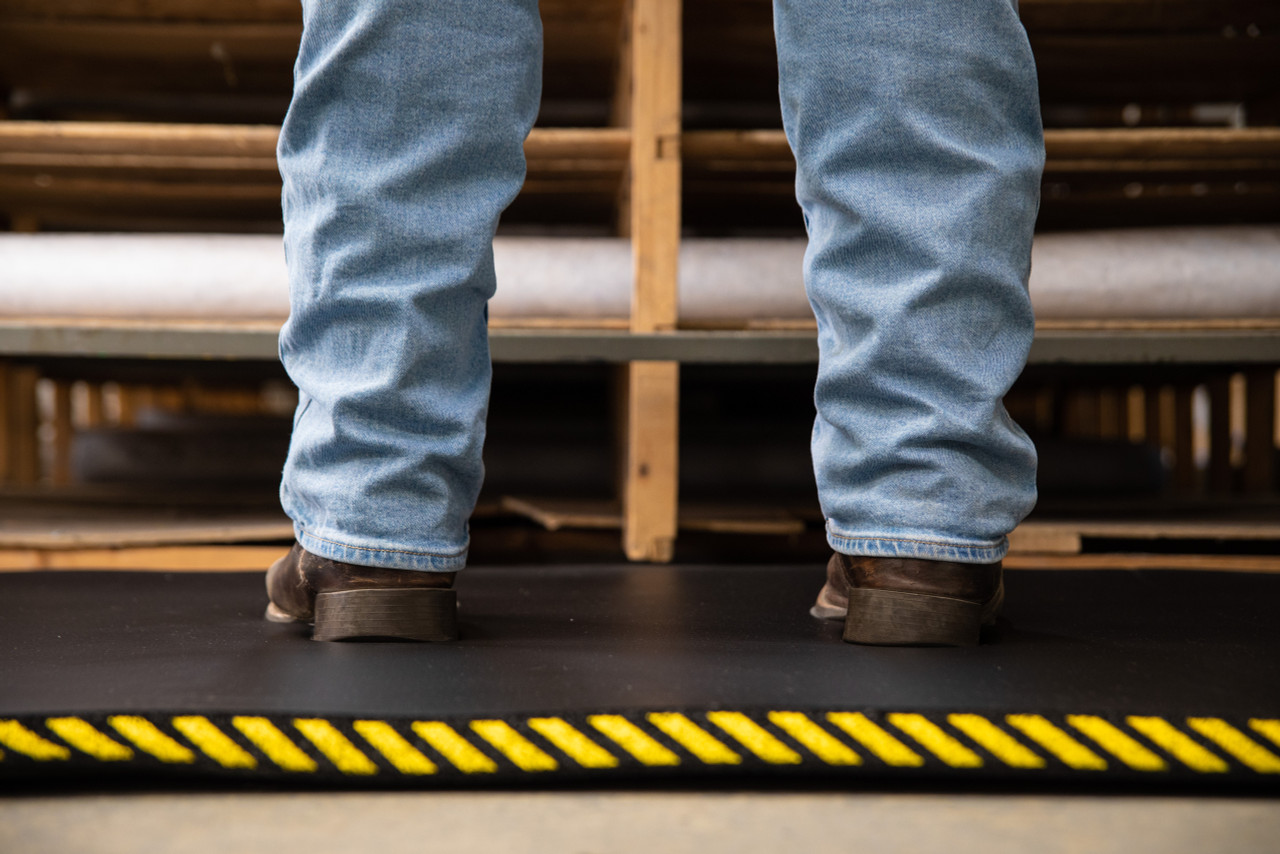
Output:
[843, 587, 983, 647]
[313, 588, 458, 642]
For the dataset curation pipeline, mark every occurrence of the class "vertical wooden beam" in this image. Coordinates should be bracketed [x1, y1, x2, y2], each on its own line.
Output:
[1097, 387, 1122, 441]
[84, 383, 105, 428]
[1062, 387, 1100, 438]
[1125, 385, 1145, 444]
[4, 364, 41, 486]
[1244, 368, 1277, 493]
[51, 380, 74, 487]
[622, 0, 681, 562]
[1206, 374, 1233, 493]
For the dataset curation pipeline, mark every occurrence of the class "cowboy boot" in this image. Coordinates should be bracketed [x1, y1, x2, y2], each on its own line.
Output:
[266, 543, 458, 641]
[811, 553, 1003, 646]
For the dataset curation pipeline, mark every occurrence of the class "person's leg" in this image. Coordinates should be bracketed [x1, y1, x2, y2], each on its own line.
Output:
[773, 0, 1043, 642]
[270, 0, 541, 637]
[277, 0, 542, 570]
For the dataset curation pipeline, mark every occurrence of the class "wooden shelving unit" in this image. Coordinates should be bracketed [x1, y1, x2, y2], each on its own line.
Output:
[1, 0, 1278, 567]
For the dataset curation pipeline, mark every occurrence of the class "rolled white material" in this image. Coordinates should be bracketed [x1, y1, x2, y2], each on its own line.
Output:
[0, 233, 292, 320]
[1029, 226, 1280, 319]
[1, 226, 1277, 322]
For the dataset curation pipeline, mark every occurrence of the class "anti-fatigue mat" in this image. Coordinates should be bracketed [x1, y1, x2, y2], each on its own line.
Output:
[1, 566, 1277, 788]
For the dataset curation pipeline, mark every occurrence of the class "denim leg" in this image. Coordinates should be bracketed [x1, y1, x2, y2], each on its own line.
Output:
[773, 0, 1043, 563]
[277, 0, 542, 570]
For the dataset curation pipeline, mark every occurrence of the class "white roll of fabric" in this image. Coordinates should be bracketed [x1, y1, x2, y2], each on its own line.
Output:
[1, 226, 1277, 322]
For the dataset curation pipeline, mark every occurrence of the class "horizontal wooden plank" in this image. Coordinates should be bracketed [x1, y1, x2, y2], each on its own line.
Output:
[501, 496, 806, 536]
[1004, 553, 1280, 572]
[0, 545, 289, 571]
[682, 128, 1280, 173]
[0, 121, 630, 161]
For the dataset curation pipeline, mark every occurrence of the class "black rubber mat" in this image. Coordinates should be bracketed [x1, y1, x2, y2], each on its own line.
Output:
[2, 566, 1278, 788]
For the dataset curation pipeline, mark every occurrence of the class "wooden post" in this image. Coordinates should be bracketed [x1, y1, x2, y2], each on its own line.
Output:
[51, 380, 74, 487]
[1244, 368, 1277, 493]
[4, 363, 41, 486]
[84, 383, 105, 428]
[1097, 386, 1122, 440]
[1125, 385, 1146, 444]
[622, 0, 681, 562]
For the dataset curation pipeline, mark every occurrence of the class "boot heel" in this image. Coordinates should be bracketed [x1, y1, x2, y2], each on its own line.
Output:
[844, 588, 982, 646]
[313, 588, 458, 642]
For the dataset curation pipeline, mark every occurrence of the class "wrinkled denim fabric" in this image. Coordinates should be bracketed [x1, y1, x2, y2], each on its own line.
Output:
[775, 0, 1042, 563]
[278, 0, 1041, 570]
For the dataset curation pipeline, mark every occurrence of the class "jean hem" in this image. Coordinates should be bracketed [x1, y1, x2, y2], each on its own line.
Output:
[298, 527, 467, 571]
[826, 523, 1008, 564]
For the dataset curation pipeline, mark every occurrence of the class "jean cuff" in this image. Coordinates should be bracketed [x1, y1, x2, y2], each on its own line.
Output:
[825, 521, 1008, 564]
[297, 526, 467, 572]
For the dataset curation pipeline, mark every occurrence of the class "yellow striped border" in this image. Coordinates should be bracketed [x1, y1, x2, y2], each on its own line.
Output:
[1, 711, 1277, 785]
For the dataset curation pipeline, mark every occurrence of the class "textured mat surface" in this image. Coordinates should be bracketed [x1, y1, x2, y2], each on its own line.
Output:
[1, 566, 1278, 788]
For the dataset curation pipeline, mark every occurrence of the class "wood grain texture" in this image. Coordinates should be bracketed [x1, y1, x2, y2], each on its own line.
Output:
[620, 0, 682, 563]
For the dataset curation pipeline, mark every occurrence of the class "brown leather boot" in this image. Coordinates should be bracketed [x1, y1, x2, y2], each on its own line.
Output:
[265, 543, 458, 641]
[811, 553, 1003, 646]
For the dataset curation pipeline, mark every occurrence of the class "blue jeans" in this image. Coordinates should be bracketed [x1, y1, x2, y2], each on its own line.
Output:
[278, 0, 1042, 571]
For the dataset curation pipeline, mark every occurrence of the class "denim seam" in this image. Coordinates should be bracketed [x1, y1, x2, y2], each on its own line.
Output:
[830, 534, 1006, 551]
[300, 529, 467, 560]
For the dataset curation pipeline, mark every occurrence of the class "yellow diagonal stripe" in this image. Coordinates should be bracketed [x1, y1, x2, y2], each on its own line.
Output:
[948, 714, 1043, 769]
[294, 719, 378, 776]
[768, 712, 861, 766]
[1249, 719, 1280, 750]
[411, 722, 497, 774]
[108, 716, 195, 764]
[0, 720, 71, 761]
[171, 716, 256, 769]
[470, 720, 558, 771]
[46, 718, 133, 761]
[707, 712, 802, 765]
[1187, 718, 1280, 774]
[1065, 715, 1166, 772]
[232, 716, 317, 772]
[647, 713, 741, 765]
[1006, 715, 1106, 771]
[527, 718, 618, 769]
[887, 714, 982, 768]
[1127, 717, 1228, 773]
[587, 715, 680, 767]
[354, 721, 436, 775]
[825, 712, 923, 767]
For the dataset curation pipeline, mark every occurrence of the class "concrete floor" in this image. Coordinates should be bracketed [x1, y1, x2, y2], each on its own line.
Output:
[2, 792, 1277, 854]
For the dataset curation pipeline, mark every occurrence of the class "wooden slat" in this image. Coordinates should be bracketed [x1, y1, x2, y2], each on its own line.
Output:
[0, 121, 629, 173]
[50, 380, 73, 487]
[0, 545, 289, 571]
[0, 122, 631, 224]
[1244, 369, 1278, 493]
[1004, 553, 1280, 572]
[681, 128, 1280, 173]
[3, 364, 41, 487]
[501, 496, 805, 536]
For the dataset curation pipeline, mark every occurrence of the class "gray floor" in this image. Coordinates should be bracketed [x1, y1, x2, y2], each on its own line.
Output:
[3, 792, 1277, 854]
